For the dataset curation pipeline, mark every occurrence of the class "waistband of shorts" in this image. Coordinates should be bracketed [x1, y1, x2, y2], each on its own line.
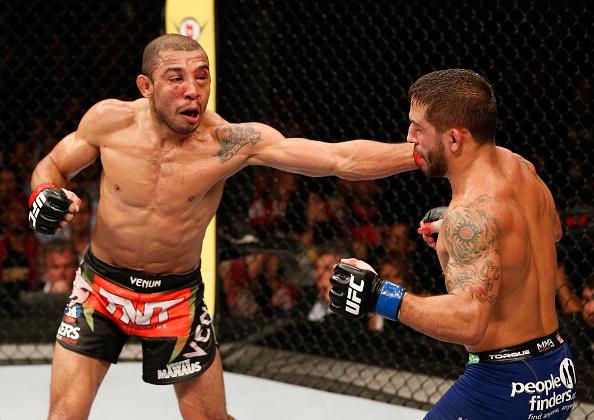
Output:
[83, 249, 202, 293]
[468, 331, 565, 364]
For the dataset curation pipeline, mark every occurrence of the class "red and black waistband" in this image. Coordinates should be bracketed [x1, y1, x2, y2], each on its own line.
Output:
[468, 331, 565, 364]
[83, 249, 202, 294]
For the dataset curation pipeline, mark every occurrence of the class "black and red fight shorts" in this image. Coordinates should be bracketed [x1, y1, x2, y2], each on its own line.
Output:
[56, 249, 217, 385]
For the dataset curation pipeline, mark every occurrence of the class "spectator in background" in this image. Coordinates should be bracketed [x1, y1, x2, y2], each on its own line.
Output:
[582, 276, 594, 328]
[0, 167, 27, 230]
[0, 200, 39, 314]
[248, 168, 300, 234]
[346, 180, 384, 263]
[382, 221, 435, 294]
[218, 253, 264, 317]
[300, 192, 333, 251]
[384, 221, 417, 259]
[557, 274, 594, 375]
[308, 249, 342, 322]
[378, 258, 410, 289]
[368, 257, 412, 332]
[30, 114, 59, 163]
[555, 262, 583, 314]
[41, 239, 78, 294]
[7, 142, 36, 189]
[256, 253, 297, 317]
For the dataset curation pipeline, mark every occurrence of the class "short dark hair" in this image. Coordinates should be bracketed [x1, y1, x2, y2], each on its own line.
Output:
[142, 34, 205, 78]
[408, 69, 498, 143]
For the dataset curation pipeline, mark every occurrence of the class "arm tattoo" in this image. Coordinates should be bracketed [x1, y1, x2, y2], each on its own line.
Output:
[442, 195, 501, 303]
[213, 125, 261, 163]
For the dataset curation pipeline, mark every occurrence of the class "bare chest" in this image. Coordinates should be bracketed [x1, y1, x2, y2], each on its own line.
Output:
[99, 140, 228, 208]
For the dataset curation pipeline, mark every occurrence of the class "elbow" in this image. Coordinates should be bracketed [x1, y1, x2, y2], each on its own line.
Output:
[457, 309, 489, 346]
[463, 325, 487, 346]
[337, 172, 365, 182]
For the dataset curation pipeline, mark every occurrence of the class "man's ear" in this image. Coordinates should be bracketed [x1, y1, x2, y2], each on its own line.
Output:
[450, 128, 469, 153]
[136, 74, 153, 98]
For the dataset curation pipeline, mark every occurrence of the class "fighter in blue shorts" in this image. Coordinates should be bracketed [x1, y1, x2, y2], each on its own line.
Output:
[429, 332, 576, 419]
[328, 69, 576, 419]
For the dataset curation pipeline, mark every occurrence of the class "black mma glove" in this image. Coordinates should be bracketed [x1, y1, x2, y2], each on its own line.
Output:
[28, 183, 72, 234]
[422, 206, 447, 241]
[329, 262, 406, 321]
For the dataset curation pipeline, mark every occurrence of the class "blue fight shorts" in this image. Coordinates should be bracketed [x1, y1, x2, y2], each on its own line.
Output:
[426, 331, 576, 420]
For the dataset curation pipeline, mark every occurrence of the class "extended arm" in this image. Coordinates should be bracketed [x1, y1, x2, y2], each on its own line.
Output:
[212, 123, 416, 180]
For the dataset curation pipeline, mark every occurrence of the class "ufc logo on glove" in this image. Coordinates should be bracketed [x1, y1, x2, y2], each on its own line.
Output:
[345, 275, 365, 315]
[27, 183, 72, 234]
[330, 262, 406, 321]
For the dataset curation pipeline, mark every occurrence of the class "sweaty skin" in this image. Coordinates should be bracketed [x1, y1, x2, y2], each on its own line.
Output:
[34, 40, 418, 420]
[399, 102, 562, 352]
[31, 48, 416, 275]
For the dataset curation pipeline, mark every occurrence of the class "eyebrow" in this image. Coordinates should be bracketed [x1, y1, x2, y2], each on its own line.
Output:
[163, 67, 185, 75]
[163, 65, 210, 75]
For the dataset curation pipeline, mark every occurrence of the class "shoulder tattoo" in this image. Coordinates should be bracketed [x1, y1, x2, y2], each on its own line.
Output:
[213, 125, 262, 163]
[514, 154, 535, 172]
[442, 195, 501, 303]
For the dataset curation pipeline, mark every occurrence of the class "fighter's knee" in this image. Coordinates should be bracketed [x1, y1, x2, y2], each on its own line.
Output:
[48, 404, 86, 420]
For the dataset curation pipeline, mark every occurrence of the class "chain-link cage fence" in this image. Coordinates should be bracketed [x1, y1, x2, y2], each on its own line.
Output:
[1, 0, 593, 418]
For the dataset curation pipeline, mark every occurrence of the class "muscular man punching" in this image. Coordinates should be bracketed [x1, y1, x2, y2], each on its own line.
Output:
[329, 69, 577, 419]
[28, 34, 416, 419]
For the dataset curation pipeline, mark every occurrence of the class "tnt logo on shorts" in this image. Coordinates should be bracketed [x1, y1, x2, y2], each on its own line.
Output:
[88, 275, 192, 337]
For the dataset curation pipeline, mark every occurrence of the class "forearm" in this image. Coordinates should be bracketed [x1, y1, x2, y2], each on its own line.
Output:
[331, 262, 485, 345]
[398, 293, 486, 345]
[31, 155, 69, 188]
[333, 140, 416, 180]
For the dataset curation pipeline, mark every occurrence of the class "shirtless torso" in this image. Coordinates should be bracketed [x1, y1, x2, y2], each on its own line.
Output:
[434, 147, 561, 352]
[30, 36, 416, 420]
[33, 97, 415, 274]
[387, 90, 565, 353]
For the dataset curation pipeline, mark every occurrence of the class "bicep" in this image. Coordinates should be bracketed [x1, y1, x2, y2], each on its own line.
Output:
[47, 131, 99, 179]
[442, 202, 502, 305]
[214, 123, 338, 176]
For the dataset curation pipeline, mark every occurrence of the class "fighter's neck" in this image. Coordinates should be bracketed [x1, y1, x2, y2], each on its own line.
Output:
[448, 146, 497, 199]
[144, 108, 203, 146]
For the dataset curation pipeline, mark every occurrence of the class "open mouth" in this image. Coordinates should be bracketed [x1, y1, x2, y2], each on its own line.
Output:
[180, 109, 199, 120]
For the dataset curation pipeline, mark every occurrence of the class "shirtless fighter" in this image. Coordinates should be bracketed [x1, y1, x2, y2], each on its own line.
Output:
[329, 69, 577, 419]
[28, 34, 416, 419]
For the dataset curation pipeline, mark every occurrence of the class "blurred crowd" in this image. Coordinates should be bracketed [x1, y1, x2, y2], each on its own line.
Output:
[0, 111, 592, 352]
